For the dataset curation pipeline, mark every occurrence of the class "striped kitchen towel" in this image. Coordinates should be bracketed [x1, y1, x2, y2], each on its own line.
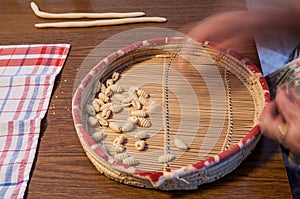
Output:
[0, 44, 70, 198]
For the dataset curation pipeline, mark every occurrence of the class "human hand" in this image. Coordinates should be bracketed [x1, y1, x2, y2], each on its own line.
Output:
[259, 87, 300, 156]
[186, 0, 300, 50]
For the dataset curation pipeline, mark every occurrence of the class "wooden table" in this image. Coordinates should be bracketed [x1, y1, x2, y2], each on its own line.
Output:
[0, 0, 292, 198]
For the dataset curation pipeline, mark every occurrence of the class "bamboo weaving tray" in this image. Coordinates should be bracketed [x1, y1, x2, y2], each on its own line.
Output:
[72, 37, 270, 190]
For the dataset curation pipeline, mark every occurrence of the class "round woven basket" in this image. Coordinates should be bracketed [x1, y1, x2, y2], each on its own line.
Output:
[72, 37, 270, 190]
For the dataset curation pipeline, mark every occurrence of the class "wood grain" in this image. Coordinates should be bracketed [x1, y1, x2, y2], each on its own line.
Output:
[0, 0, 292, 198]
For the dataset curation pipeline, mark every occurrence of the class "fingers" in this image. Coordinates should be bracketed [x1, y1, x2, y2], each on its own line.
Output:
[287, 83, 300, 106]
[187, 11, 251, 44]
[275, 87, 299, 122]
[259, 101, 285, 141]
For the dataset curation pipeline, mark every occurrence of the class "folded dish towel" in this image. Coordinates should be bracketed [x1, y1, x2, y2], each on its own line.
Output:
[0, 44, 70, 198]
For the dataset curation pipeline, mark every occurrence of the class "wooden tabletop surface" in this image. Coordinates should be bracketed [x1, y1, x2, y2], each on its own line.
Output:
[0, 0, 292, 198]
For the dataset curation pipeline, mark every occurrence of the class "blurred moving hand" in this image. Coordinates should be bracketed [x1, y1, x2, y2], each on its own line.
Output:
[187, 0, 300, 156]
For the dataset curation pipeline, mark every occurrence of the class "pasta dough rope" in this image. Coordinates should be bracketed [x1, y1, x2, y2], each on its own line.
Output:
[34, 17, 167, 28]
[30, 1, 145, 19]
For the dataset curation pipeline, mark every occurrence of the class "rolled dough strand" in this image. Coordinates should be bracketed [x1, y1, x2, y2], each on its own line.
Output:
[35, 17, 167, 28]
[30, 2, 145, 19]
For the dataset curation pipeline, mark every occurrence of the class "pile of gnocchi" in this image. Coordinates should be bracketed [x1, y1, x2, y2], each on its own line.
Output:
[86, 71, 189, 166]
[86, 71, 154, 166]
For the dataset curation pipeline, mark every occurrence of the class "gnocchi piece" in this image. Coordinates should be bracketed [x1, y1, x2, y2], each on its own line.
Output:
[96, 114, 109, 127]
[100, 102, 112, 111]
[158, 154, 176, 164]
[86, 104, 96, 116]
[92, 99, 101, 112]
[121, 97, 132, 106]
[130, 110, 147, 118]
[121, 121, 135, 132]
[109, 103, 123, 113]
[131, 100, 142, 110]
[146, 102, 162, 114]
[109, 122, 122, 133]
[114, 151, 129, 161]
[87, 116, 99, 127]
[122, 156, 138, 166]
[137, 89, 150, 98]
[104, 87, 113, 97]
[138, 96, 148, 105]
[174, 138, 189, 151]
[92, 130, 106, 142]
[98, 93, 110, 103]
[128, 86, 139, 95]
[137, 118, 151, 128]
[127, 116, 139, 124]
[113, 144, 126, 153]
[135, 140, 145, 151]
[113, 135, 125, 146]
[134, 131, 149, 140]
[101, 108, 112, 119]
[112, 71, 120, 82]
[109, 83, 124, 93]
[112, 93, 125, 102]
[93, 98, 105, 106]
[106, 78, 114, 87]
[93, 81, 101, 94]
[130, 91, 139, 100]
[100, 83, 107, 94]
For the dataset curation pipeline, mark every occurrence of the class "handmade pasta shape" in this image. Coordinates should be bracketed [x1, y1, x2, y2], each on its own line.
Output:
[135, 140, 145, 151]
[174, 138, 189, 151]
[121, 97, 132, 106]
[30, 2, 145, 19]
[101, 108, 112, 119]
[104, 87, 113, 97]
[138, 96, 148, 105]
[93, 81, 101, 94]
[111, 72, 121, 82]
[130, 91, 139, 100]
[122, 156, 138, 166]
[137, 118, 151, 128]
[113, 144, 125, 153]
[100, 102, 112, 111]
[92, 100, 101, 112]
[105, 79, 114, 87]
[137, 89, 150, 98]
[114, 152, 129, 161]
[130, 110, 147, 118]
[92, 130, 106, 142]
[121, 122, 135, 132]
[128, 116, 139, 124]
[109, 122, 122, 133]
[128, 86, 139, 95]
[109, 83, 124, 93]
[146, 102, 162, 114]
[113, 135, 125, 146]
[98, 93, 110, 103]
[100, 83, 107, 94]
[94, 98, 105, 106]
[109, 103, 123, 113]
[134, 131, 149, 140]
[158, 154, 176, 164]
[87, 116, 99, 127]
[86, 104, 96, 116]
[96, 114, 109, 127]
[131, 100, 142, 110]
[112, 93, 125, 102]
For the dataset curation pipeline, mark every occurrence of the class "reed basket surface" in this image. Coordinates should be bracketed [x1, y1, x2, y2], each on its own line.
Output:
[72, 37, 270, 190]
